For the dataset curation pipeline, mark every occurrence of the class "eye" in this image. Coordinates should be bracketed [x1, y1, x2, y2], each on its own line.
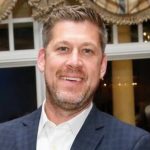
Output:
[82, 48, 94, 55]
[57, 46, 69, 53]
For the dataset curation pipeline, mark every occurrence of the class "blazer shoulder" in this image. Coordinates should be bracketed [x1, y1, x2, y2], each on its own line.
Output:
[0, 107, 41, 149]
[97, 109, 149, 136]
[88, 107, 150, 149]
[95, 109, 150, 149]
[0, 107, 41, 133]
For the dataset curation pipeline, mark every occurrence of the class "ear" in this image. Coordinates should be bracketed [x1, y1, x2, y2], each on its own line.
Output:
[100, 54, 107, 79]
[37, 48, 46, 72]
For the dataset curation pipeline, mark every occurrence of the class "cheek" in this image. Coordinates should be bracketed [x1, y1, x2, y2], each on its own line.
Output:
[44, 58, 64, 79]
[87, 62, 101, 83]
[44, 60, 57, 79]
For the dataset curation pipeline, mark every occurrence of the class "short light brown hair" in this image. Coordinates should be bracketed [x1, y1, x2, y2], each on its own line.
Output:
[42, 5, 107, 52]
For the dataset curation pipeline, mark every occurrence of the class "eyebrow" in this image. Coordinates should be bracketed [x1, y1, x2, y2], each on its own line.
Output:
[54, 40, 70, 45]
[55, 41, 98, 47]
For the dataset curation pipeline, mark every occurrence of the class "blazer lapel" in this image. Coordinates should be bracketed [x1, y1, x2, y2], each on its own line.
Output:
[14, 105, 105, 150]
[15, 107, 42, 150]
[71, 106, 105, 150]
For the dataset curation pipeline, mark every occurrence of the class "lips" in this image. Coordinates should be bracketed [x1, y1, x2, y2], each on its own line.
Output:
[57, 69, 86, 83]
[61, 76, 83, 82]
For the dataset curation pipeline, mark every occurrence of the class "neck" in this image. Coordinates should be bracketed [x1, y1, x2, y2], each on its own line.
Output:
[44, 100, 91, 125]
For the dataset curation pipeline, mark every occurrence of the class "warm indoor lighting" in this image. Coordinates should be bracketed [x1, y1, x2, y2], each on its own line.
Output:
[118, 83, 121, 86]
[143, 32, 147, 36]
[103, 83, 107, 87]
[132, 82, 137, 86]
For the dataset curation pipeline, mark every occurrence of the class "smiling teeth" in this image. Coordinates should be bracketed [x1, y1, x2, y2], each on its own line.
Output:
[63, 77, 82, 81]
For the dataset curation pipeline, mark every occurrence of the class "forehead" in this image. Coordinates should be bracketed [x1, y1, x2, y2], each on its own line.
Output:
[52, 20, 99, 30]
[50, 20, 100, 41]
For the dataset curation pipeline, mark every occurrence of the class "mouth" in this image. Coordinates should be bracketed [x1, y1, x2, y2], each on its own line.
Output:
[61, 77, 83, 82]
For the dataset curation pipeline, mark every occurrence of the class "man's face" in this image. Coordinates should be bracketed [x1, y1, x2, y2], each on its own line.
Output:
[38, 20, 107, 111]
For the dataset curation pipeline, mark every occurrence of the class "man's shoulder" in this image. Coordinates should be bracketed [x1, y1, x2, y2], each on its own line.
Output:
[93, 107, 150, 137]
[0, 107, 41, 132]
[73, 106, 150, 150]
[0, 107, 41, 149]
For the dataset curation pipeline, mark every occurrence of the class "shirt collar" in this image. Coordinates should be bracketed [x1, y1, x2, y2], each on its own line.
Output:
[38, 100, 93, 137]
[67, 102, 93, 136]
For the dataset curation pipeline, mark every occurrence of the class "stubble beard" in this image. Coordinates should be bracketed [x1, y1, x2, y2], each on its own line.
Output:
[45, 79, 98, 112]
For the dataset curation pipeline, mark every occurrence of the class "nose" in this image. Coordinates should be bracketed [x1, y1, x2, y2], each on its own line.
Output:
[65, 50, 83, 68]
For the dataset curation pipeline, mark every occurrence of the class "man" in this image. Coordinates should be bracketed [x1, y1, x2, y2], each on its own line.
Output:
[0, 5, 150, 150]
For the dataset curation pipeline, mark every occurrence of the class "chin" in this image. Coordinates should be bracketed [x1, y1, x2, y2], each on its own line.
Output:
[53, 91, 91, 111]
[56, 91, 84, 103]
[55, 99, 88, 111]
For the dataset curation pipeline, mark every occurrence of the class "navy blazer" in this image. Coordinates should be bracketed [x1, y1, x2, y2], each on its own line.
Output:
[0, 105, 150, 150]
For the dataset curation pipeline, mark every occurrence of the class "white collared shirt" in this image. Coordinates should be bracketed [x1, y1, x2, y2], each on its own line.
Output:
[36, 101, 93, 150]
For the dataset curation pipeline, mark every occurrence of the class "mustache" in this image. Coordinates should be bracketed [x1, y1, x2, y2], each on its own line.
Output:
[56, 67, 86, 78]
